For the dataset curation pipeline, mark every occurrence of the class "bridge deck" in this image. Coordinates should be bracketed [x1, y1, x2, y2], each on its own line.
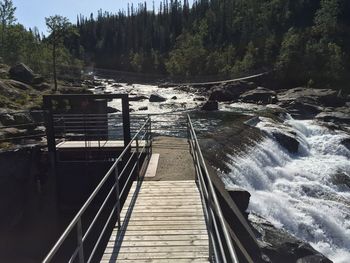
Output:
[101, 180, 209, 262]
[101, 137, 210, 262]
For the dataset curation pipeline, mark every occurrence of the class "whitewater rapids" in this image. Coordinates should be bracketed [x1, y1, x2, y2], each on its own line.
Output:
[222, 116, 350, 262]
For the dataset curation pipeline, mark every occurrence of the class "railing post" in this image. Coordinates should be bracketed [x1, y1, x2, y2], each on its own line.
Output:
[136, 137, 140, 183]
[148, 116, 152, 156]
[77, 219, 85, 263]
[115, 164, 121, 229]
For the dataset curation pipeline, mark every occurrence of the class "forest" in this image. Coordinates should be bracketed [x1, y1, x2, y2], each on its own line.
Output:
[1, 0, 350, 90]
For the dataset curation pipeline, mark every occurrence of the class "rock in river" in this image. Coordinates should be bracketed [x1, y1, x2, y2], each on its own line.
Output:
[201, 100, 218, 111]
[149, 94, 167, 102]
[239, 87, 277, 104]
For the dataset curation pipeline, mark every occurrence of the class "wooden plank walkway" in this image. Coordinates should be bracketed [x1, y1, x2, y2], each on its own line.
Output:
[101, 180, 209, 263]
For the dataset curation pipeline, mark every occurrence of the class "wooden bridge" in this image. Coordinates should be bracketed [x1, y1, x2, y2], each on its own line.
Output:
[41, 94, 260, 263]
[101, 136, 208, 262]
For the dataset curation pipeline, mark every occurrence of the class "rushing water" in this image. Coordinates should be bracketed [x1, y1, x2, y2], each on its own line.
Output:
[222, 116, 350, 262]
[93, 79, 350, 262]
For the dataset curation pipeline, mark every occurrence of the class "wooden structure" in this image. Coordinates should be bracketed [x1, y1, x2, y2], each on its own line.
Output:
[102, 180, 209, 262]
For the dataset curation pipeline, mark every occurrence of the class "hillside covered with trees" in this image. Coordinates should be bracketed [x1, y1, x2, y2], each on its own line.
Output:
[69, 0, 350, 90]
[1, 0, 350, 91]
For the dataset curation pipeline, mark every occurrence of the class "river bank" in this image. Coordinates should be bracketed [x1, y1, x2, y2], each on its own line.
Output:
[0, 68, 349, 262]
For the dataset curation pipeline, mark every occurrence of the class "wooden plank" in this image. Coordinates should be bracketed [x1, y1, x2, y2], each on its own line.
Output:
[113, 230, 208, 236]
[122, 225, 207, 231]
[101, 258, 209, 263]
[103, 180, 209, 262]
[119, 220, 206, 226]
[107, 235, 208, 242]
[145, 153, 160, 178]
[120, 216, 205, 222]
[122, 204, 203, 210]
[102, 251, 209, 260]
[104, 245, 209, 254]
[123, 201, 202, 207]
[106, 241, 209, 249]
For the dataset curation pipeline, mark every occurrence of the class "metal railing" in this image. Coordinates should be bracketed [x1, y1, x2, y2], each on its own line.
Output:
[42, 117, 152, 263]
[187, 114, 239, 263]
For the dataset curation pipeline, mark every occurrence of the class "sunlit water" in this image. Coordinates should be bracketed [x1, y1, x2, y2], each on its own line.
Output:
[222, 116, 350, 262]
[92, 79, 350, 262]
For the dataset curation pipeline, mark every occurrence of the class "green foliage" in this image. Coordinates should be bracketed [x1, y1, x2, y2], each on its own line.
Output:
[166, 31, 207, 76]
[1, 0, 350, 90]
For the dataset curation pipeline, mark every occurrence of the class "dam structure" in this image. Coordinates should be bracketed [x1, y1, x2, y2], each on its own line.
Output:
[41, 94, 260, 263]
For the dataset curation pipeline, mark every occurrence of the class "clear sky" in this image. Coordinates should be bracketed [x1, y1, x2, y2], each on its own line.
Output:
[13, 0, 193, 35]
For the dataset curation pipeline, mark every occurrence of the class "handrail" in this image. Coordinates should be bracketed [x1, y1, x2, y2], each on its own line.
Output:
[187, 114, 239, 263]
[42, 117, 152, 263]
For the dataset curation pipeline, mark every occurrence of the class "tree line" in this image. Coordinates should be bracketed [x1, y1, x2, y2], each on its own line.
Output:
[0, 0, 81, 84]
[1, 0, 350, 91]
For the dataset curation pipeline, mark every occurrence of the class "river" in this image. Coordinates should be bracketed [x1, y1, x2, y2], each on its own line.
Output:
[93, 78, 350, 262]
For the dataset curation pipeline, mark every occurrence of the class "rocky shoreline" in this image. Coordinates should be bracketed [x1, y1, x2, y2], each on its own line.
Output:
[0, 65, 349, 262]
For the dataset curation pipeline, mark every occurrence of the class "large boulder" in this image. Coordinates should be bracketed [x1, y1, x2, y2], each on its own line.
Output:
[149, 94, 166, 102]
[209, 81, 256, 102]
[201, 100, 218, 111]
[250, 214, 332, 263]
[9, 63, 35, 84]
[129, 95, 148, 101]
[239, 87, 277, 104]
[316, 111, 350, 124]
[278, 88, 346, 108]
[272, 131, 299, 154]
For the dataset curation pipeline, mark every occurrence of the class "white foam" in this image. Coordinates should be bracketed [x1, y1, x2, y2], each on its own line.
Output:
[225, 118, 350, 262]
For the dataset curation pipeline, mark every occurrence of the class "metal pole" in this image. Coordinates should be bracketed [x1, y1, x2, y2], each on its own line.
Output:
[77, 219, 85, 263]
[136, 137, 140, 183]
[115, 164, 121, 229]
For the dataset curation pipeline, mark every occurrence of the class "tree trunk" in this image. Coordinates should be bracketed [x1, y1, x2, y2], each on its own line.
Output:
[53, 41, 57, 92]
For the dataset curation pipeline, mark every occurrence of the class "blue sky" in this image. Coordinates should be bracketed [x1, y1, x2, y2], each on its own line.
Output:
[13, 0, 193, 35]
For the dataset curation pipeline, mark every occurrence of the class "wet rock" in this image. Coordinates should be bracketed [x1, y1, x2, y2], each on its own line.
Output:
[149, 94, 166, 102]
[316, 111, 350, 124]
[297, 254, 333, 263]
[280, 100, 323, 118]
[239, 87, 277, 104]
[226, 187, 251, 218]
[250, 214, 332, 263]
[9, 63, 35, 84]
[129, 95, 148, 101]
[331, 172, 350, 189]
[341, 138, 350, 151]
[112, 83, 123, 88]
[278, 88, 345, 108]
[201, 101, 218, 111]
[193, 97, 206, 101]
[107, 106, 119, 113]
[272, 131, 299, 154]
[209, 81, 255, 102]
[138, 106, 148, 111]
